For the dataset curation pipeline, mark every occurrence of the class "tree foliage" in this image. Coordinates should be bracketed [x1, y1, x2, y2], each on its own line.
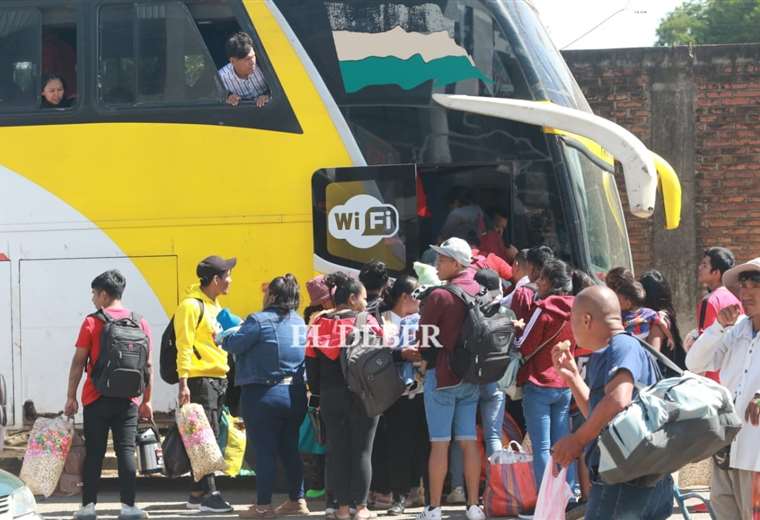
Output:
[656, 0, 760, 46]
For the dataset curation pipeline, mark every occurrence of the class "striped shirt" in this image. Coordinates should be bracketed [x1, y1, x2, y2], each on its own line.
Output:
[218, 63, 269, 100]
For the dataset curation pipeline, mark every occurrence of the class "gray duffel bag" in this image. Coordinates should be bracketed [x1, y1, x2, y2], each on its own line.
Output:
[598, 338, 742, 486]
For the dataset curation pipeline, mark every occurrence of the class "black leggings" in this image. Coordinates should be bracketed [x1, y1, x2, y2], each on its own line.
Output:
[82, 397, 138, 506]
[384, 394, 429, 498]
[321, 387, 379, 507]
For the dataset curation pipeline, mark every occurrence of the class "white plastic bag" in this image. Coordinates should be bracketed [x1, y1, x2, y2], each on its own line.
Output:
[176, 404, 226, 482]
[20, 416, 74, 497]
[533, 456, 573, 520]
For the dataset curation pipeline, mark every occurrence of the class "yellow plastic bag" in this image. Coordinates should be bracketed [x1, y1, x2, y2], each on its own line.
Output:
[223, 413, 246, 477]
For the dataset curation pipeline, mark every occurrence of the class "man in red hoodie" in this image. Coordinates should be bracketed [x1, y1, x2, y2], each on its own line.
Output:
[416, 238, 485, 520]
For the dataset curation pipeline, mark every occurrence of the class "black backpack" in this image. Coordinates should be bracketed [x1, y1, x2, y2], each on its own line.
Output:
[160, 298, 204, 385]
[91, 310, 150, 398]
[340, 312, 406, 417]
[443, 285, 516, 384]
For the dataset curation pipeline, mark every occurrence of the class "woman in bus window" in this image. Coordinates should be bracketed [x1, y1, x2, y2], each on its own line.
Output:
[41, 74, 72, 108]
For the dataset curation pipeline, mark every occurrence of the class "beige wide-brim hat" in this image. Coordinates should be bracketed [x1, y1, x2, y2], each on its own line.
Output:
[722, 257, 760, 291]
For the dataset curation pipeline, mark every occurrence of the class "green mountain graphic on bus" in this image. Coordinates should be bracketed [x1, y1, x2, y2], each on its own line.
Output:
[339, 54, 491, 93]
[332, 27, 492, 94]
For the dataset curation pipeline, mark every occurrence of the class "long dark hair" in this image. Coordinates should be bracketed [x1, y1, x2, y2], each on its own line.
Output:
[324, 272, 363, 306]
[640, 270, 684, 362]
[539, 259, 572, 296]
[266, 274, 300, 316]
[381, 275, 418, 313]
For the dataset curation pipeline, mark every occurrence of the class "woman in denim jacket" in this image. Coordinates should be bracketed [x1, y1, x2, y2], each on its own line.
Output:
[223, 274, 308, 518]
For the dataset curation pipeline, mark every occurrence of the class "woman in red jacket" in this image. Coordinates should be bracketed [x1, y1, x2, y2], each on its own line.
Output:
[305, 272, 383, 520]
[517, 258, 577, 491]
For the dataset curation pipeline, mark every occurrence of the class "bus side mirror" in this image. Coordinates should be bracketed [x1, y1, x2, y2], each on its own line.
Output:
[432, 94, 679, 224]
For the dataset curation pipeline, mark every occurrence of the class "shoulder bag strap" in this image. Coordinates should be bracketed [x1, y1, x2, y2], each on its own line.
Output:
[698, 299, 709, 332]
[633, 334, 684, 377]
[522, 321, 568, 364]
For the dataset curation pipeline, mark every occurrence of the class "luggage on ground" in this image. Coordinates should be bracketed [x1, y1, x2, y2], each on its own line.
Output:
[20, 416, 74, 497]
[483, 441, 537, 517]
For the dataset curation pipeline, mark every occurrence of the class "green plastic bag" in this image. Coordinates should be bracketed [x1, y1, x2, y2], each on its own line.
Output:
[218, 406, 246, 476]
[299, 408, 326, 455]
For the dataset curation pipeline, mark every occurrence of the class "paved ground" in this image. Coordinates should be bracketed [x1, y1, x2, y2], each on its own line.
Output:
[33, 478, 713, 520]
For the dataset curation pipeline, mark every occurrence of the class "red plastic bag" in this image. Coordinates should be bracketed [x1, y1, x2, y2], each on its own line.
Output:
[534, 456, 573, 520]
[484, 441, 538, 517]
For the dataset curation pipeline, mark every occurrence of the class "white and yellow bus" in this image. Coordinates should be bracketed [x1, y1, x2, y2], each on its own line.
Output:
[0, 0, 680, 426]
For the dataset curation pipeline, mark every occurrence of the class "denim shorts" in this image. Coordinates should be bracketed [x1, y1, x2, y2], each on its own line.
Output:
[423, 369, 479, 442]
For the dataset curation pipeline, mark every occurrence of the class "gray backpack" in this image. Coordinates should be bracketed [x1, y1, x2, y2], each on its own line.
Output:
[597, 337, 742, 486]
[341, 312, 405, 417]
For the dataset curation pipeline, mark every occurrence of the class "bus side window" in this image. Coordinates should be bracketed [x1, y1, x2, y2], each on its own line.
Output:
[98, 1, 226, 107]
[0, 8, 42, 110]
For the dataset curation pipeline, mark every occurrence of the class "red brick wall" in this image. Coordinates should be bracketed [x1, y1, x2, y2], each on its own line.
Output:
[564, 45, 760, 269]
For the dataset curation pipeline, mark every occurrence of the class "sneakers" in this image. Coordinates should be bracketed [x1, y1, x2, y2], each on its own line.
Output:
[274, 499, 310, 516]
[200, 492, 234, 513]
[387, 498, 405, 516]
[186, 495, 203, 510]
[238, 505, 275, 519]
[118, 505, 149, 520]
[74, 503, 97, 520]
[446, 486, 466, 505]
[415, 506, 441, 520]
[406, 487, 425, 508]
[465, 505, 485, 520]
[373, 493, 393, 509]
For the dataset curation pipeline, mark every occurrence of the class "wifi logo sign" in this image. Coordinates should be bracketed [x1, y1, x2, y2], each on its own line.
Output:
[328, 194, 400, 249]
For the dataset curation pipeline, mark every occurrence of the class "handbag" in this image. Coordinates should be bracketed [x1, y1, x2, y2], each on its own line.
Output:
[503, 321, 567, 400]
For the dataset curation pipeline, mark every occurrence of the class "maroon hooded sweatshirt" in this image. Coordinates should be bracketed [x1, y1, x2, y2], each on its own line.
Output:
[517, 294, 576, 388]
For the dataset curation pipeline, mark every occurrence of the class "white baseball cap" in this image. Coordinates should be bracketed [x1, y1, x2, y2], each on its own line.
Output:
[430, 237, 472, 267]
[723, 257, 760, 289]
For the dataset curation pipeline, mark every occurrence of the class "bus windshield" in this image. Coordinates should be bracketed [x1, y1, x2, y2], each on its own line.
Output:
[563, 143, 633, 274]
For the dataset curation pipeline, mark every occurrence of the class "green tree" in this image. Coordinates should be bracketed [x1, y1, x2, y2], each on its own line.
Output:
[656, 0, 760, 46]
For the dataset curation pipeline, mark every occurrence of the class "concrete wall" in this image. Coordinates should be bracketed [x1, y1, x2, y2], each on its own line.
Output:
[563, 44, 760, 330]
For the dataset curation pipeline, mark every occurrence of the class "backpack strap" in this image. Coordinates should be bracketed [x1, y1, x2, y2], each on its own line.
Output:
[355, 312, 369, 330]
[439, 284, 477, 308]
[89, 309, 112, 323]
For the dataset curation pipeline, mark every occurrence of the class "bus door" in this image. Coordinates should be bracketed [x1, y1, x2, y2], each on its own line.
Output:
[312, 164, 419, 275]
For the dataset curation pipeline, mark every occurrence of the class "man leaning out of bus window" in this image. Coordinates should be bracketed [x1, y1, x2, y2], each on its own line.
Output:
[218, 32, 270, 108]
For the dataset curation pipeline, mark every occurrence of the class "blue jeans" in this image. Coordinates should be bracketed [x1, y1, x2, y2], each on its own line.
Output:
[521, 383, 576, 491]
[450, 383, 506, 488]
[586, 473, 674, 519]
[241, 383, 307, 505]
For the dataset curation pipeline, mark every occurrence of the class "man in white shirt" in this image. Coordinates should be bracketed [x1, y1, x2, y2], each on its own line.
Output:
[686, 257, 760, 520]
[218, 32, 270, 107]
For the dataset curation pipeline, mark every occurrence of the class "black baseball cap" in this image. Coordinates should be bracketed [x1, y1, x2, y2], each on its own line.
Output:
[197, 256, 237, 279]
[475, 268, 501, 291]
